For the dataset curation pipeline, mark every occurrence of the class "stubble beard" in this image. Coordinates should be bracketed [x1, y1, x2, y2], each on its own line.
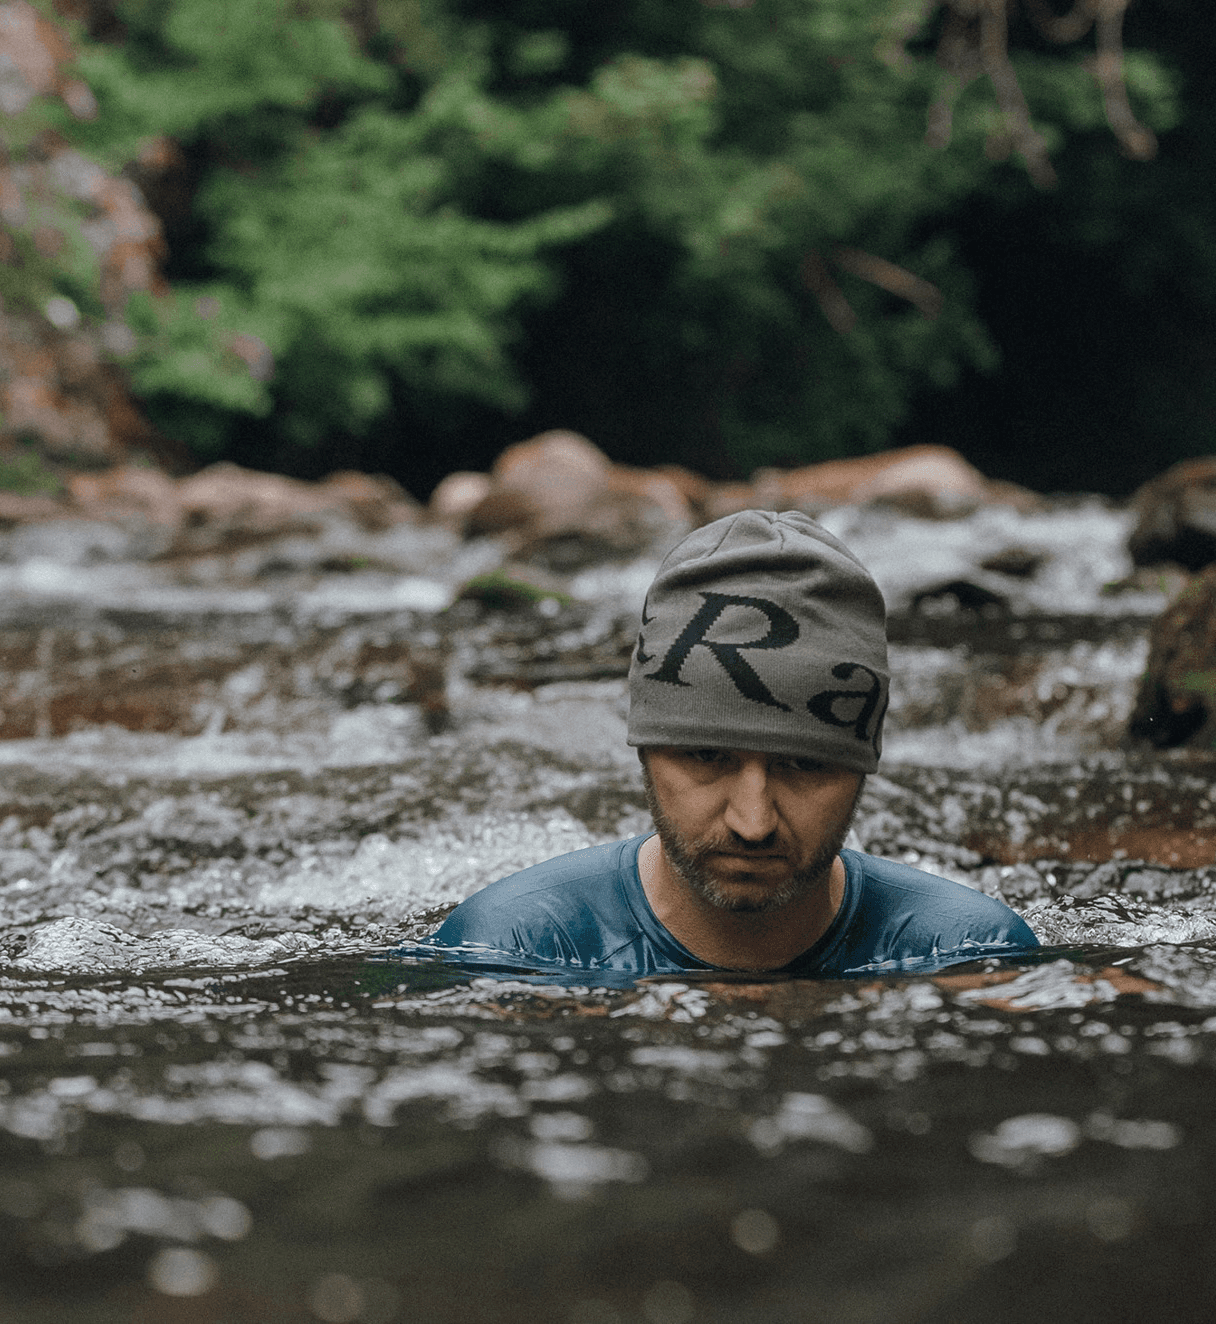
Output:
[641, 764, 861, 915]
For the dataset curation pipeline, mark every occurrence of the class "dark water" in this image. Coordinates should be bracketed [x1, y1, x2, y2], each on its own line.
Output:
[5, 950, 1216, 1323]
[0, 499, 1213, 1323]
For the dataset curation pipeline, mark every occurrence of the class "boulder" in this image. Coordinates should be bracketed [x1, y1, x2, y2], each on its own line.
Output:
[169, 463, 415, 555]
[67, 464, 181, 527]
[315, 471, 418, 532]
[465, 431, 692, 564]
[428, 470, 494, 527]
[0, 489, 68, 525]
[176, 463, 339, 529]
[652, 464, 714, 510]
[1128, 456, 1216, 571]
[0, 462, 418, 561]
[752, 445, 1036, 519]
[485, 429, 612, 525]
[1127, 564, 1216, 748]
[700, 481, 762, 523]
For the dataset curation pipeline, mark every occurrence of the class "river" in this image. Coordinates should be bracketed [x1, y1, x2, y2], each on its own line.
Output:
[0, 498, 1213, 1324]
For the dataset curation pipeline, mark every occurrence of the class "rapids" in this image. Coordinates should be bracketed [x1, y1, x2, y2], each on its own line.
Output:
[0, 498, 1212, 1323]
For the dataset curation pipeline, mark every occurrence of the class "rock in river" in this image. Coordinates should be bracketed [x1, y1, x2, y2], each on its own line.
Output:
[1128, 455, 1216, 571]
[1128, 562, 1216, 748]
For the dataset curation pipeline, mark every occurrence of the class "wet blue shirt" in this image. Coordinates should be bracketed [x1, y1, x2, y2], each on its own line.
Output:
[428, 836, 1039, 978]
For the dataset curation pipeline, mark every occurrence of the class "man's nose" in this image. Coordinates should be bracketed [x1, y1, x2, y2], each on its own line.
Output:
[722, 758, 780, 842]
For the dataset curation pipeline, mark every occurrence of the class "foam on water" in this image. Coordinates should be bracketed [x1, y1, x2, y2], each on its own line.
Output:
[818, 499, 1156, 615]
[255, 809, 608, 917]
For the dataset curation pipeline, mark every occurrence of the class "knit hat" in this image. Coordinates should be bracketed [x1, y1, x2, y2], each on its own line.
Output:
[626, 510, 889, 773]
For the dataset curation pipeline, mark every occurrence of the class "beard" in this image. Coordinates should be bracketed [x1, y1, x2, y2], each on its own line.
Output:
[641, 763, 861, 915]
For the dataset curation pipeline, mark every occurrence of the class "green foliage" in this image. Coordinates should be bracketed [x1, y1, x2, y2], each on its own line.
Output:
[455, 568, 570, 611]
[47, 0, 1184, 478]
[0, 447, 63, 496]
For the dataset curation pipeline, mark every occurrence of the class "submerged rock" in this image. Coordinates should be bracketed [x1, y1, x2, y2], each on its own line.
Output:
[1129, 455, 1216, 571]
[1128, 564, 1216, 749]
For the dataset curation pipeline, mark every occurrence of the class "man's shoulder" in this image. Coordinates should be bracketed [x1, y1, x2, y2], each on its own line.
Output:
[429, 836, 649, 959]
[840, 848, 1038, 958]
[457, 837, 640, 912]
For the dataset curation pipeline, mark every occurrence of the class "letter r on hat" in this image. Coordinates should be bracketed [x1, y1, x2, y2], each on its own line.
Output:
[644, 592, 799, 710]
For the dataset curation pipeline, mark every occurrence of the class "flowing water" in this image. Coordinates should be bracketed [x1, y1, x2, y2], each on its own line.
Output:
[1, 501, 1213, 1324]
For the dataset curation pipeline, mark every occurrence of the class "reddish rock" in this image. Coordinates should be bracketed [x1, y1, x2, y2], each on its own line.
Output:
[0, 489, 68, 525]
[652, 464, 714, 508]
[752, 445, 1036, 519]
[317, 471, 418, 532]
[466, 431, 692, 561]
[428, 470, 493, 526]
[605, 465, 690, 526]
[1127, 564, 1216, 749]
[0, 619, 449, 738]
[1128, 456, 1216, 571]
[463, 486, 536, 537]
[8, 462, 417, 554]
[167, 462, 414, 554]
[701, 481, 764, 523]
[0, 2, 83, 109]
[489, 429, 612, 528]
[176, 463, 334, 528]
[66, 464, 181, 526]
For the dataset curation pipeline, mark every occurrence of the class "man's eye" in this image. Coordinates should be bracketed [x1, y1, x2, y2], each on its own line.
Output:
[687, 748, 727, 764]
[779, 756, 827, 773]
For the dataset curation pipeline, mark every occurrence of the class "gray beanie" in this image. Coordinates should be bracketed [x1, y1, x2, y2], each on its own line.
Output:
[627, 510, 889, 773]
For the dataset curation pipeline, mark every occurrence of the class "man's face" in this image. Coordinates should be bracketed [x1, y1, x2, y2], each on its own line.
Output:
[641, 747, 863, 914]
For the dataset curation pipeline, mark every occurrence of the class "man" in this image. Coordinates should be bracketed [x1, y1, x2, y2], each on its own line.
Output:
[430, 510, 1038, 977]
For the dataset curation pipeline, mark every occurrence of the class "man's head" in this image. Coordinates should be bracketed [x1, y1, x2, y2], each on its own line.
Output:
[627, 510, 888, 918]
[627, 510, 889, 770]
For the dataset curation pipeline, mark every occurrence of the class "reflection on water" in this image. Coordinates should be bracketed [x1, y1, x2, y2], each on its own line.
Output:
[2, 948, 1215, 1322]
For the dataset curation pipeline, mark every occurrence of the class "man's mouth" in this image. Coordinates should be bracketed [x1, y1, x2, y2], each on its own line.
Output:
[709, 851, 788, 867]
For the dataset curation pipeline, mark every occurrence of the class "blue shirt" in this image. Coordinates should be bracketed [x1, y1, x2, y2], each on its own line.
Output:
[428, 836, 1039, 979]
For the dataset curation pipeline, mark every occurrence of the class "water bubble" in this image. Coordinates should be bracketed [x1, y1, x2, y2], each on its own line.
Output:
[250, 1127, 311, 1160]
[1084, 1113, 1181, 1150]
[75, 1210, 126, 1253]
[309, 1272, 365, 1323]
[196, 1195, 252, 1241]
[48, 1075, 97, 1099]
[730, 1208, 779, 1254]
[521, 1141, 648, 1197]
[749, 1093, 874, 1155]
[641, 1280, 695, 1324]
[529, 1111, 594, 1142]
[147, 1246, 217, 1296]
[968, 1114, 1080, 1167]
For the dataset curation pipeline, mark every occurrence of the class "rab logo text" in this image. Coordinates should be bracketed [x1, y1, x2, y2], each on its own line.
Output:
[806, 663, 886, 756]
[644, 592, 799, 711]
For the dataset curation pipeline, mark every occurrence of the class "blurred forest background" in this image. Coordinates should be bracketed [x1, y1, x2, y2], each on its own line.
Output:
[1, 0, 1212, 499]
